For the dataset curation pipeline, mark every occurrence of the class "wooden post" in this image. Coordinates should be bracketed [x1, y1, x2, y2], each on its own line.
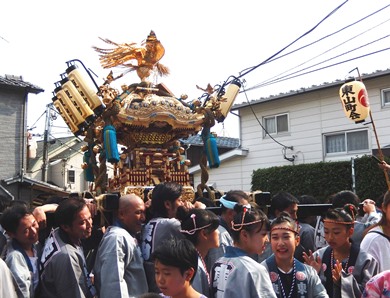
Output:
[369, 110, 390, 190]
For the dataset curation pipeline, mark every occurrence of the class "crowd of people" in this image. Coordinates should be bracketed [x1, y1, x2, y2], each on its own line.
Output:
[1, 180, 390, 298]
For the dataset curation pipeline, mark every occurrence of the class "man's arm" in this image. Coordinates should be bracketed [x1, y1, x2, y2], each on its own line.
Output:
[32, 204, 58, 229]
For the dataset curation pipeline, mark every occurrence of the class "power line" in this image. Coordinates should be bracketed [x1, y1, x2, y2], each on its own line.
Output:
[47, 134, 115, 170]
[256, 17, 390, 89]
[51, 126, 71, 130]
[232, 1, 390, 151]
[244, 46, 390, 92]
[0, 35, 9, 43]
[48, 133, 84, 157]
[234, 2, 390, 95]
[245, 34, 390, 92]
[254, 2, 390, 71]
[28, 110, 46, 130]
[241, 84, 292, 150]
[237, 0, 349, 80]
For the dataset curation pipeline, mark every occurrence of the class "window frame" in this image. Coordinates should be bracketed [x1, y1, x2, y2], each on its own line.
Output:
[323, 129, 370, 157]
[68, 169, 75, 184]
[381, 88, 390, 107]
[263, 112, 290, 137]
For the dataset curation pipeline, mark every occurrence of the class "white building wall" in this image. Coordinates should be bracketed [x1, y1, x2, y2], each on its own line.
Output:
[29, 169, 40, 181]
[62, 153, 86, 192]
[29, 152, 87, 192]
[51, 162, 64, 188]
[193, 155, 250, 192]
[193, 74, 390, 193]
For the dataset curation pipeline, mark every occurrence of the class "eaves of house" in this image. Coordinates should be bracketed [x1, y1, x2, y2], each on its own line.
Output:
[3, 174, 69, 200]
[0, 74, 44, 94]
[231, 68, 390, 110]
[180, 134, 240, 149]
[188, 148, 249, 175]
[183, 134, 249, 174]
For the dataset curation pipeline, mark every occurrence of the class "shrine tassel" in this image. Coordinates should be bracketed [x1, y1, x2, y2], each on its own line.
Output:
[103, 125, 120, 163]
[83, 150, 95, 182]
[203, 132, 220, 169]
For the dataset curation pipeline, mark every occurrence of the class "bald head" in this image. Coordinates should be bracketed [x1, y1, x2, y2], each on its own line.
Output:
[118, 194, 146, 235]
[119, 194, 143, 210]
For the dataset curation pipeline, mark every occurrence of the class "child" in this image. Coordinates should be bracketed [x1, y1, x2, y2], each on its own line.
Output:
[152, 238, 206, 298]
[262, 212, 328, 298]
[141, 182, 185, 292]
[1, 204, 41, 298]
[179, 208, 220, 297]
[211, 206, 277, 298]
[205, 190, 251, 270]
[303, 205, 379, 298]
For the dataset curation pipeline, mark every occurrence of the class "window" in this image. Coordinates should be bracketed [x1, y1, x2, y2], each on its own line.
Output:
[68, 169, 75, 184]
[324, 130, 369, 155]
[381, 88, 390, 107]
[264, 113, 289, 136]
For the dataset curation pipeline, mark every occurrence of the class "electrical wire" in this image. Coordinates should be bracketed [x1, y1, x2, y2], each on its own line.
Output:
[36, 134, 114, 172]
[231, 1, 389, 151]
[247, 2, 390, 73]
[240, 83, 292, 150]
[244, 46, 390, 92]
[245, 35, 390, 92]
[31, 1, 389, 161]
[234, 2, 390, 96]
[0, 35, 9, 43]
[228, 0, 348, 151]
[48, 133, 85, 157]
[237, 0, 349, 80]
[51, 125, 72, 130]
[256, 17, 390, 88]
[28, 110, 46, 130]
[46, 134, 116, 170]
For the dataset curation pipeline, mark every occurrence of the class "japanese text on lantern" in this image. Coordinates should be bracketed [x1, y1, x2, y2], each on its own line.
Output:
[340, 84, 361, 120]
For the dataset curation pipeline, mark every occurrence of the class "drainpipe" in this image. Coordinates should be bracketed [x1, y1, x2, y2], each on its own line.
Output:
[21, 93, 28, 176]
[184, 144, 191, 159]
[229, 110, 241, 147]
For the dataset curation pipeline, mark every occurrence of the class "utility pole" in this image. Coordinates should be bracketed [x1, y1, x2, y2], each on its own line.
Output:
[41, 104, 52, 182]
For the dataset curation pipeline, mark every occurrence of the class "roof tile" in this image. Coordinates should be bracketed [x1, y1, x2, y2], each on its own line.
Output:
[0, 74, 44, 94]
[180, 134, 239, 148]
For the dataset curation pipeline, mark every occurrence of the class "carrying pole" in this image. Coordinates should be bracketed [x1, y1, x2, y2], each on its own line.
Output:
[355, 68, 390, 190]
